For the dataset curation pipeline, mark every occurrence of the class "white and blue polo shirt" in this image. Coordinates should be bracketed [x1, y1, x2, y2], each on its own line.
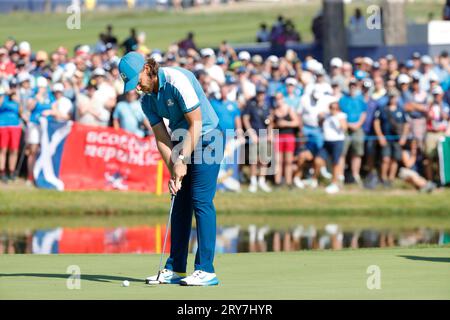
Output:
[141, 67, 219, 136]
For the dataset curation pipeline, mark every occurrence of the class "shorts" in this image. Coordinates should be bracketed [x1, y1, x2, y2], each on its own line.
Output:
[398, 167, 420, 181]
[425, 131, 445, 159]
[275, 133, 296, 154]
[381, 141, 402, 161]
[343, 128, 365, 157]
[365, 138, 378, 158]
[318, 140, 344, 165]
[26, 122, 41, 145]
[0, 126, 22, 151]
[248, 136, 272, 164]
[302, 125, 324, 156]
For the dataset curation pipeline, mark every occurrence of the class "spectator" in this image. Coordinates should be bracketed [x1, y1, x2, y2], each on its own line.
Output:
[311, 11, 323, 44]
[339, 79, 367, 184]
[26, 76, 54, 184]
[293, 88, 328, 189]
[178, 32, 197, 54]
[43, 83, 73, 122]
[113, 90, 151, 138]
[256, 23, 270, 43]
[316, 98, 348, 194]
[444, 0, 450, 20]
[330, 57, 345, 91]
[242, 85, 272, 193]
[210, 78, 244, 141]
[424, 86, 449, 181]
[270, 92, 300, 188]
[349, 8, 365, 31]
[121, 28, 138, 54]
[283, 77, 302, 112]
[91, 67, 117, 113]
[374, 93, 410, 188]
[104, 24, 118, 47]
[0, 86, 22, 183]
[404, 73, 428, 151]
[136, 32, 150, 56]
[76, 82, 110, 127]
[0, 47, 16, 77]
[399, 138, 436, 192]
[361, 78, 380, 187]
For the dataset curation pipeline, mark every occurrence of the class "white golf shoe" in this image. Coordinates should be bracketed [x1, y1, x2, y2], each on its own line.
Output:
[325, 183, 340, 194]
[293, 176, 305, 189]
[179, 270, 219, 286]
[248, 182, 258, 193]
[258, 179, 272, 192]
[145, 269, 186, 285]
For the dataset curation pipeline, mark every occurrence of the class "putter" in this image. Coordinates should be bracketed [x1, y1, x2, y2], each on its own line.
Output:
[146, 193, 176, 285]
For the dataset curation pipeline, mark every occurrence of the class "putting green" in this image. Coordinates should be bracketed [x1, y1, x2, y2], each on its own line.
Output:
[0, 247, 449, 299]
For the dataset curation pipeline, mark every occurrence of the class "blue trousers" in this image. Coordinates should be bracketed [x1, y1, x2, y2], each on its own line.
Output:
[165, 137, 223, 274]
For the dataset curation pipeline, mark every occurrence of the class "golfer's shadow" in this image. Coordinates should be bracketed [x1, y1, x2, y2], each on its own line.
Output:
[398, 255, 450, 263]
[0, 273, 143, 283]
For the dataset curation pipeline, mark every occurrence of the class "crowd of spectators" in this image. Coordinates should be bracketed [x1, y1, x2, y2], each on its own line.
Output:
[1, 27, 449, 193]
[256, 15, 301, 47]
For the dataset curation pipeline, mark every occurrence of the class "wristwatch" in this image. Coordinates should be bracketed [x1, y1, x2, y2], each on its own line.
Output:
[177, 154, 187, 165]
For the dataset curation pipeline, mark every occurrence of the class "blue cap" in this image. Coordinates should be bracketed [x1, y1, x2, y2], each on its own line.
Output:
[354, 70, 367, 80]
[118, 52, 145, 93]
[225, 74, 237, 85]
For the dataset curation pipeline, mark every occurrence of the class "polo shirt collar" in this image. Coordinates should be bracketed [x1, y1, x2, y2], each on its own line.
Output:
[158, 68, 166, 90]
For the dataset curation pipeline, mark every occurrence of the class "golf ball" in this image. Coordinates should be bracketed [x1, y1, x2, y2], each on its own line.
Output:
[122, 280, 130, 287]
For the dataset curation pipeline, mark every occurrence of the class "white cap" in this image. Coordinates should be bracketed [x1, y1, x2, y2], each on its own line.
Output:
[330, 57, 343, 68]
[285, 77, 298, 86]
[77, 45, 90, 55]
[19, 41, 31, 53]
[92, 67, 106, 77]
[267, 55, 279, 64]
[200, 48, 215, 58]
[150, 52, 163, 63]
[363, 57, 374, 66]
[432, 86, 443, 95]
[194, 63, 205, 71]
[252, 54, 263, 64]
[397, 74, 410, 85]
[52, 82, 64, 92]
[17, 72, 31, 84]
[238, 51, 251, 61]
[36, 76, 48, 88]
[421, 55, 433, 65]
[429, 72, 439, 82]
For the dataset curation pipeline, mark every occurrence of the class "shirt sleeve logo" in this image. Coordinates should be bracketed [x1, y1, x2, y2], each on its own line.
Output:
[120, 72, 128, 82]
[166, 99, 174, 107]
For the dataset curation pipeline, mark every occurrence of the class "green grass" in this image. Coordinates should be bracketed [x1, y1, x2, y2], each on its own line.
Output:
[0, 246, 449, 299]
[0, 1, 444, 53]
[1, 183, 450, 232]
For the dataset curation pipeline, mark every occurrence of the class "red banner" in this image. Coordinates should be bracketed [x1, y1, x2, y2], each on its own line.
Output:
[59, 123, 170, 192]
[58, 226, 170, 254]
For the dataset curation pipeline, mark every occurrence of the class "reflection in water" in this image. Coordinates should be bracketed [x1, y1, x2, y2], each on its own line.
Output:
[1, 225, 449, 254]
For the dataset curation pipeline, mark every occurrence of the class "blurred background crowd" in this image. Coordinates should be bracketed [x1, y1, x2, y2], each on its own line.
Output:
[1, 19, 449, 194]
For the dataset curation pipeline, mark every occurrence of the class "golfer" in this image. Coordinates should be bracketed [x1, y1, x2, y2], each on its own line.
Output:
[119, 52, 223, 286]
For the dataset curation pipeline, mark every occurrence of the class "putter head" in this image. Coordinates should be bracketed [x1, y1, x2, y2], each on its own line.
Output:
[146, 279, 161, 285]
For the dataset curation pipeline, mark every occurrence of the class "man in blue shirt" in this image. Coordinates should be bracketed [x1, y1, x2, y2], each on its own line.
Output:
[119, 52, 222, 286]
[210, 79, 244, 192]
[339, 80, 367, 184]
[112, 90, 151, 137]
